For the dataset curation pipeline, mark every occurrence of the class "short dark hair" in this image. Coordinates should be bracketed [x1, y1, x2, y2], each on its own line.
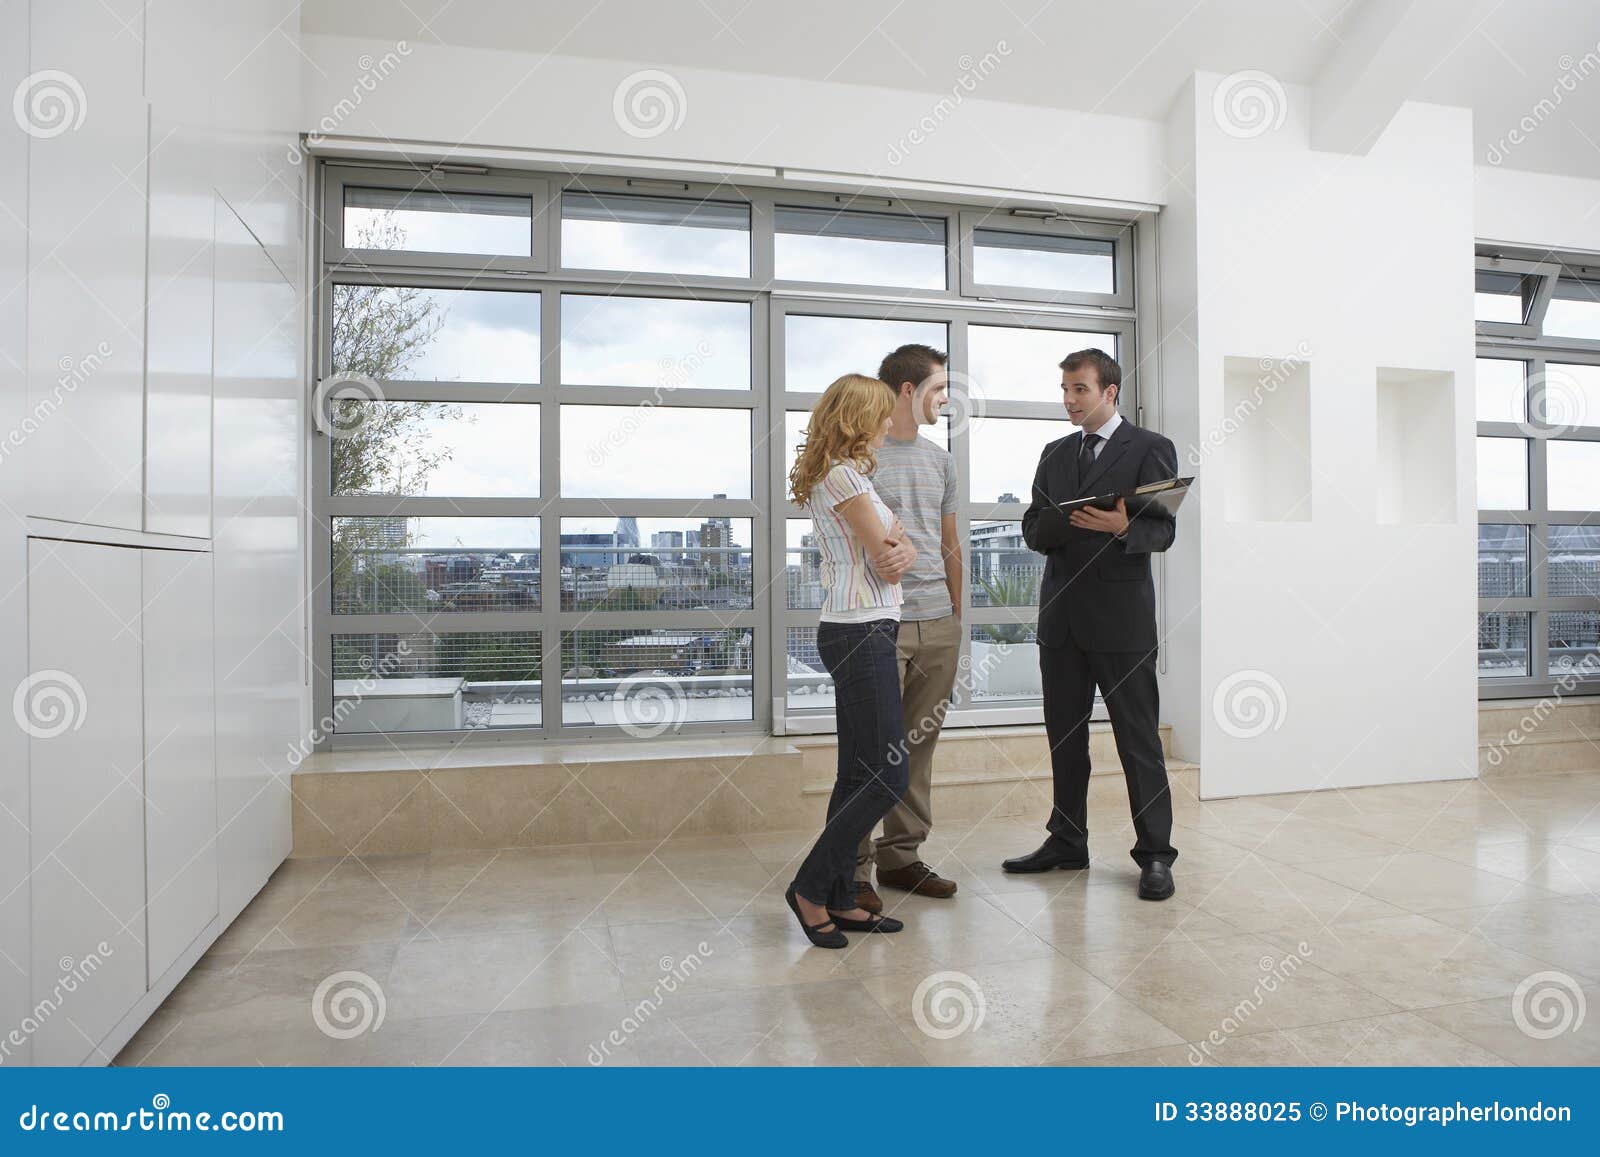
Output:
[1059, 348, 1121, 398]
[877, 344, 948, 396]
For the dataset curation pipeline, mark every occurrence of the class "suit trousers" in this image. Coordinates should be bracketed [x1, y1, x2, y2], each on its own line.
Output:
[1040, 633, 1177, 868]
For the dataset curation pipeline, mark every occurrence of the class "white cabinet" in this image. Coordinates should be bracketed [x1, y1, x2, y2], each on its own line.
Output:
[25, 539, 147, 1065]
[142, 549, 218, 983]
[23, 0, 149, 529]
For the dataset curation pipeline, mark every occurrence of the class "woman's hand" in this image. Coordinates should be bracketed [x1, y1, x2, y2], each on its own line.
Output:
[872, 537, 917, 582]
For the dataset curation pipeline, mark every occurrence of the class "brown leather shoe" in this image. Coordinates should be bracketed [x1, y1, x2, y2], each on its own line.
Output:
[878, 862, 957, 898]
[853, 880, 884, 913]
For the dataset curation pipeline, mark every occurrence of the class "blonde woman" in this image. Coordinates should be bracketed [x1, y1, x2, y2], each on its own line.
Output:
[784, 374, 917, 948]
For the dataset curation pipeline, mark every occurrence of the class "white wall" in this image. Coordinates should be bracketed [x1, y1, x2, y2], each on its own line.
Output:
[0, 0, 304, 1067]
[299, 35, 1166, 207]
[1476, 165, 1600, 255]
[1167, 76, 1479, 797]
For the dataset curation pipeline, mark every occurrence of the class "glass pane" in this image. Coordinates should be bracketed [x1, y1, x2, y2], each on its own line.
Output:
[774, 207, 945, 290]
[1476, 524, 1528, 599]
[1548, 440, 1600, 510]
[559, 517, 751, 611]
[1475, 437, 1528, 510]
[560, 405, 750, 498]
[785, 520, 823, 610]
[1548, 612, 1600, 676]
[1549, 525, 1600, 599]
[784, 315, 947, 395]
[970, 521, 1041, 607]
[1474, 269, 1524, 324]
[1474, 358, 1525, 424]
[780, 410, 946, 492]
[1542, 362, 1600, 429]
[969, 324, 1120, 404]
[786, 626, 831, 710]
[561, 629, 753, 726]
[561, 192, 749, 278]
[970, 416, 1073, 505]
[1478, 613, 1530, 678]
[333, 517, 540, 614]
[343, 187, 532, 257]
[972, 228, 1115, 295]
[332, 285, 539, 384]
[332, 631, 542, 731]
[1545, 278, 1600, 340]
[560, 295, 750, 390]
[968, 624, 1041, 702]
[330, 401, 539, 497]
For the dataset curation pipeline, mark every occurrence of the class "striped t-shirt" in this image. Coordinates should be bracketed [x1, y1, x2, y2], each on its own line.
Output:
[807, 461, 903, 622]
[870, 433, 958, 621]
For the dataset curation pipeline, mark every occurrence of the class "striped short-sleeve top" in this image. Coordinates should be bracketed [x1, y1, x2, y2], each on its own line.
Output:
[806, 461, 903, 623]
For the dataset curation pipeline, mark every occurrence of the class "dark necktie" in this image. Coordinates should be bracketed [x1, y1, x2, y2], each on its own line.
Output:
[1077, 432, 1101, 481]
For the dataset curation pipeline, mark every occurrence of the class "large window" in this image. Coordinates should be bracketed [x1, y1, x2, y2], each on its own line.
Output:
[1475, 249, 1600, 695]
[315, 164, 1138, 744]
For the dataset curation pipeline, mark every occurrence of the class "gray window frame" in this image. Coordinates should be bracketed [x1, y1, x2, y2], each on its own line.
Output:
[1475, 246, 1600, 699]
[313, 161, 1140, 749]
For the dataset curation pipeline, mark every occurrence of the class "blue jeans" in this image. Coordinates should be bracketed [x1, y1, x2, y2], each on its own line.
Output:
[790, 618, 908, 910]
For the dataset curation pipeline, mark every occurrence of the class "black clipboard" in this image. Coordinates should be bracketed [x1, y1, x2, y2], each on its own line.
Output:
[1051, 476, 1193, 517]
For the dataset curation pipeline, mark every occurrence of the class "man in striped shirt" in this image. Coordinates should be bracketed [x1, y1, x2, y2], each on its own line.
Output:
[854, 344, 965, 911]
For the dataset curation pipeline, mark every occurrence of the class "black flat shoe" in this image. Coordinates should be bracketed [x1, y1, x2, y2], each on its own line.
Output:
[1138, 861, 1175, 901]
[785, 888, 848, 948]
[1002, 839, 1090, 873]
[827, 911, 903, 933]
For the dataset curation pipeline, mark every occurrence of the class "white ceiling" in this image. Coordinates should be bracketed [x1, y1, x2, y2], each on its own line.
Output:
[302, 0, 1600, 178]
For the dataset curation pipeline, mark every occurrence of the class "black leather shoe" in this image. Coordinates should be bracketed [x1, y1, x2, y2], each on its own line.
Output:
[1002, 839, 1090, 874]
[1138, 861, 1175, 901]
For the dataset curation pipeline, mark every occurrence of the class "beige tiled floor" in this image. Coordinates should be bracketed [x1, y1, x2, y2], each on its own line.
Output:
[116, 768, 1600, 1067]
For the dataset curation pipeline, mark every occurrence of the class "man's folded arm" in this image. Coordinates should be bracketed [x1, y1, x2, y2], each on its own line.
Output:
[1117, 434, 1179, 556]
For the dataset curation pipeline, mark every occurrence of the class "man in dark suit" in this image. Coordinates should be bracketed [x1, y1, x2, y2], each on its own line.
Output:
[1002, 348, 1179, 900]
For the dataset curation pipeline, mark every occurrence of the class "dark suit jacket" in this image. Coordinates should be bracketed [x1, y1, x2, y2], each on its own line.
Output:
[1021, 419, 1178, 653]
